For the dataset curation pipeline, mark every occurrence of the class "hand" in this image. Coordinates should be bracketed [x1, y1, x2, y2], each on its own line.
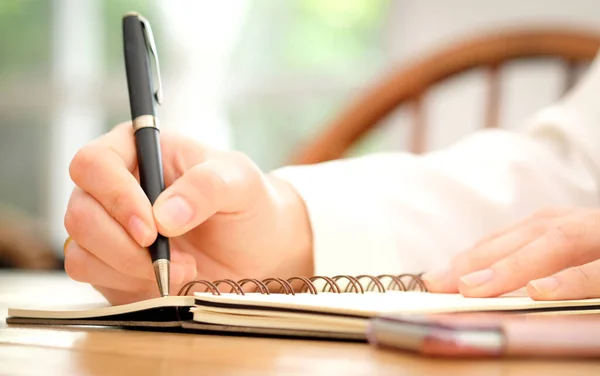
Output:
[64, 122, 313, 305]
[422, 208, 600, 300]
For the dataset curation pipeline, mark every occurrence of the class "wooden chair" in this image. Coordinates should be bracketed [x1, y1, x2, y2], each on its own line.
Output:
[291, 28, 600, 165]
[0, 206, 61, 270]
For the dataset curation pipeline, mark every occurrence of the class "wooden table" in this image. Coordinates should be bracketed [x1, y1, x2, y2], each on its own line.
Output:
[1, 271, 599, 375]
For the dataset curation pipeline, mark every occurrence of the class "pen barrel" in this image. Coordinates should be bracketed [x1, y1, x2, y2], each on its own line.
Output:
[123, 15, 155, 118]
[135, 127, 170, 261]
[504, 318, 600, 357]
[135, 127, 164, 202]
[149, 234, 170, 263]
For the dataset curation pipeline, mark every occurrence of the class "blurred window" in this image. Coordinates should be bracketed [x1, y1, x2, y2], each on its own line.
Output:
[0, 0, 392, 251]
[224, 0, 392, 170]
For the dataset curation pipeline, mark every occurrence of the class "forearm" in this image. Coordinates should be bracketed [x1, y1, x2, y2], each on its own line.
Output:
[272, 129, 599, 277]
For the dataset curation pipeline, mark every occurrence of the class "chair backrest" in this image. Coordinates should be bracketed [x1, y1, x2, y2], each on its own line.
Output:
[291, 28, 600, 165]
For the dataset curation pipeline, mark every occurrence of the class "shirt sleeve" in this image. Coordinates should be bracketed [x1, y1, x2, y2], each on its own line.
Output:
[271, 51, 600, 278]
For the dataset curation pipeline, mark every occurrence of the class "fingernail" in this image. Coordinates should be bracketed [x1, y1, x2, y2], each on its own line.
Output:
[529, 276, 559, 294]
[154, 196, 193, 231]
[128, 215, 152, 246]
[422, 265, 451, 282]
[460, 268, 494, 288]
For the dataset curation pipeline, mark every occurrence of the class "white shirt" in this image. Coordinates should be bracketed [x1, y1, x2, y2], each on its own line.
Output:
[272, 51, 600, 277]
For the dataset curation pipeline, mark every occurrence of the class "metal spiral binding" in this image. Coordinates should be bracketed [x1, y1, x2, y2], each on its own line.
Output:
[177, 273, 427, 296]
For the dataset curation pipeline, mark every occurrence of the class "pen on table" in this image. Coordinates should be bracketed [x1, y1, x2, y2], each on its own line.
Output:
[367, 314, 600, 358]
[122, 12, 170, 296]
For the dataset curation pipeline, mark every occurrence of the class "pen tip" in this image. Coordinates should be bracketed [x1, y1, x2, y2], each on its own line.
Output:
[153, 259, 170, 297]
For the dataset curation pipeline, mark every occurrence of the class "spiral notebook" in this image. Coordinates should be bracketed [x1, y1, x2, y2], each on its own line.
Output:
[7, 274, 600, 341]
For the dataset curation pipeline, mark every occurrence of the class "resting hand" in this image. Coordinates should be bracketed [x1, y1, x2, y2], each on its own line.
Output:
[423, 208, 600, 300]
[64, 122, 313, 305]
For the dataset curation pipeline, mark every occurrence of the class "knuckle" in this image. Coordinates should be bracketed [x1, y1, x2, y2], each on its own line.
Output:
[107, 185, 135, 220]
[545, 222, 585, 248]
[118, 253, 144, 277]
[501, 254, 523, 274]
[64, 199, 88, 240]
[528, 223, 549, 236]
[69, 146, 100, 183]
[560, 221, 588, 239]
[64, 251, 86, 283]
[566, 266, 592, 292]
[204, 165, 229, 190]
[457, 249, 481, 270]
[227, 151, 257, 176]
[188, 163, 228, 198]
[226, 151, 262, 186]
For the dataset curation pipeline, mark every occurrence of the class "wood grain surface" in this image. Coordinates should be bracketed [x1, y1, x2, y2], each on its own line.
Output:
[1, 271, 599, 375]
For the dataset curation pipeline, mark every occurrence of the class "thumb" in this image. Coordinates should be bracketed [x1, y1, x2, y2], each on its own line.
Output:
[152, 153, 258, 237]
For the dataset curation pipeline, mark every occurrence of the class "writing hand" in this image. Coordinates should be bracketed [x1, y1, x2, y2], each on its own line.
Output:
[64, 122, 313, 305]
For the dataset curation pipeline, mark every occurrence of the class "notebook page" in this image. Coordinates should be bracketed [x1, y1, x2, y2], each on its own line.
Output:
[8, 295, 194, 319]
[191, 307, 367, 333]
[194, 292, 600, 317]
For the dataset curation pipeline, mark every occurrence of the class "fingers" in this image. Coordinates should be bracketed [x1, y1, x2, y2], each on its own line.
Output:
[64, 240, 161, 291]
[153, 152, 262, 237]
[527, 259, 600, 300]
[64, 239, 194, 299]
[458, 216, 600, 297]
[69, 122, 156, 246]
[65, 187, 197, 282]
[424, 224, 547, 292]
[422, 208, 574, 293]
[65, 187, 156, 280]
[69, 122, 220, 247]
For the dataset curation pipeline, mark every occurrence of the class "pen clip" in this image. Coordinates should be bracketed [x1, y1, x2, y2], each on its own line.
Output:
[138, 15, 163, 105]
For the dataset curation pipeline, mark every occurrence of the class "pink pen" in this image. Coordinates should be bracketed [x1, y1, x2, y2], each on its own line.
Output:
[367, 313, 600, 358]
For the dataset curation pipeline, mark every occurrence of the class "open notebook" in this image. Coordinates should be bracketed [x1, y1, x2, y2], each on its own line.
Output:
[7, 274, 600, 341]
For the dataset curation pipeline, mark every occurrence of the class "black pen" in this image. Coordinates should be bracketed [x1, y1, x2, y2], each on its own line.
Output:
[122, 12, 170, 296]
